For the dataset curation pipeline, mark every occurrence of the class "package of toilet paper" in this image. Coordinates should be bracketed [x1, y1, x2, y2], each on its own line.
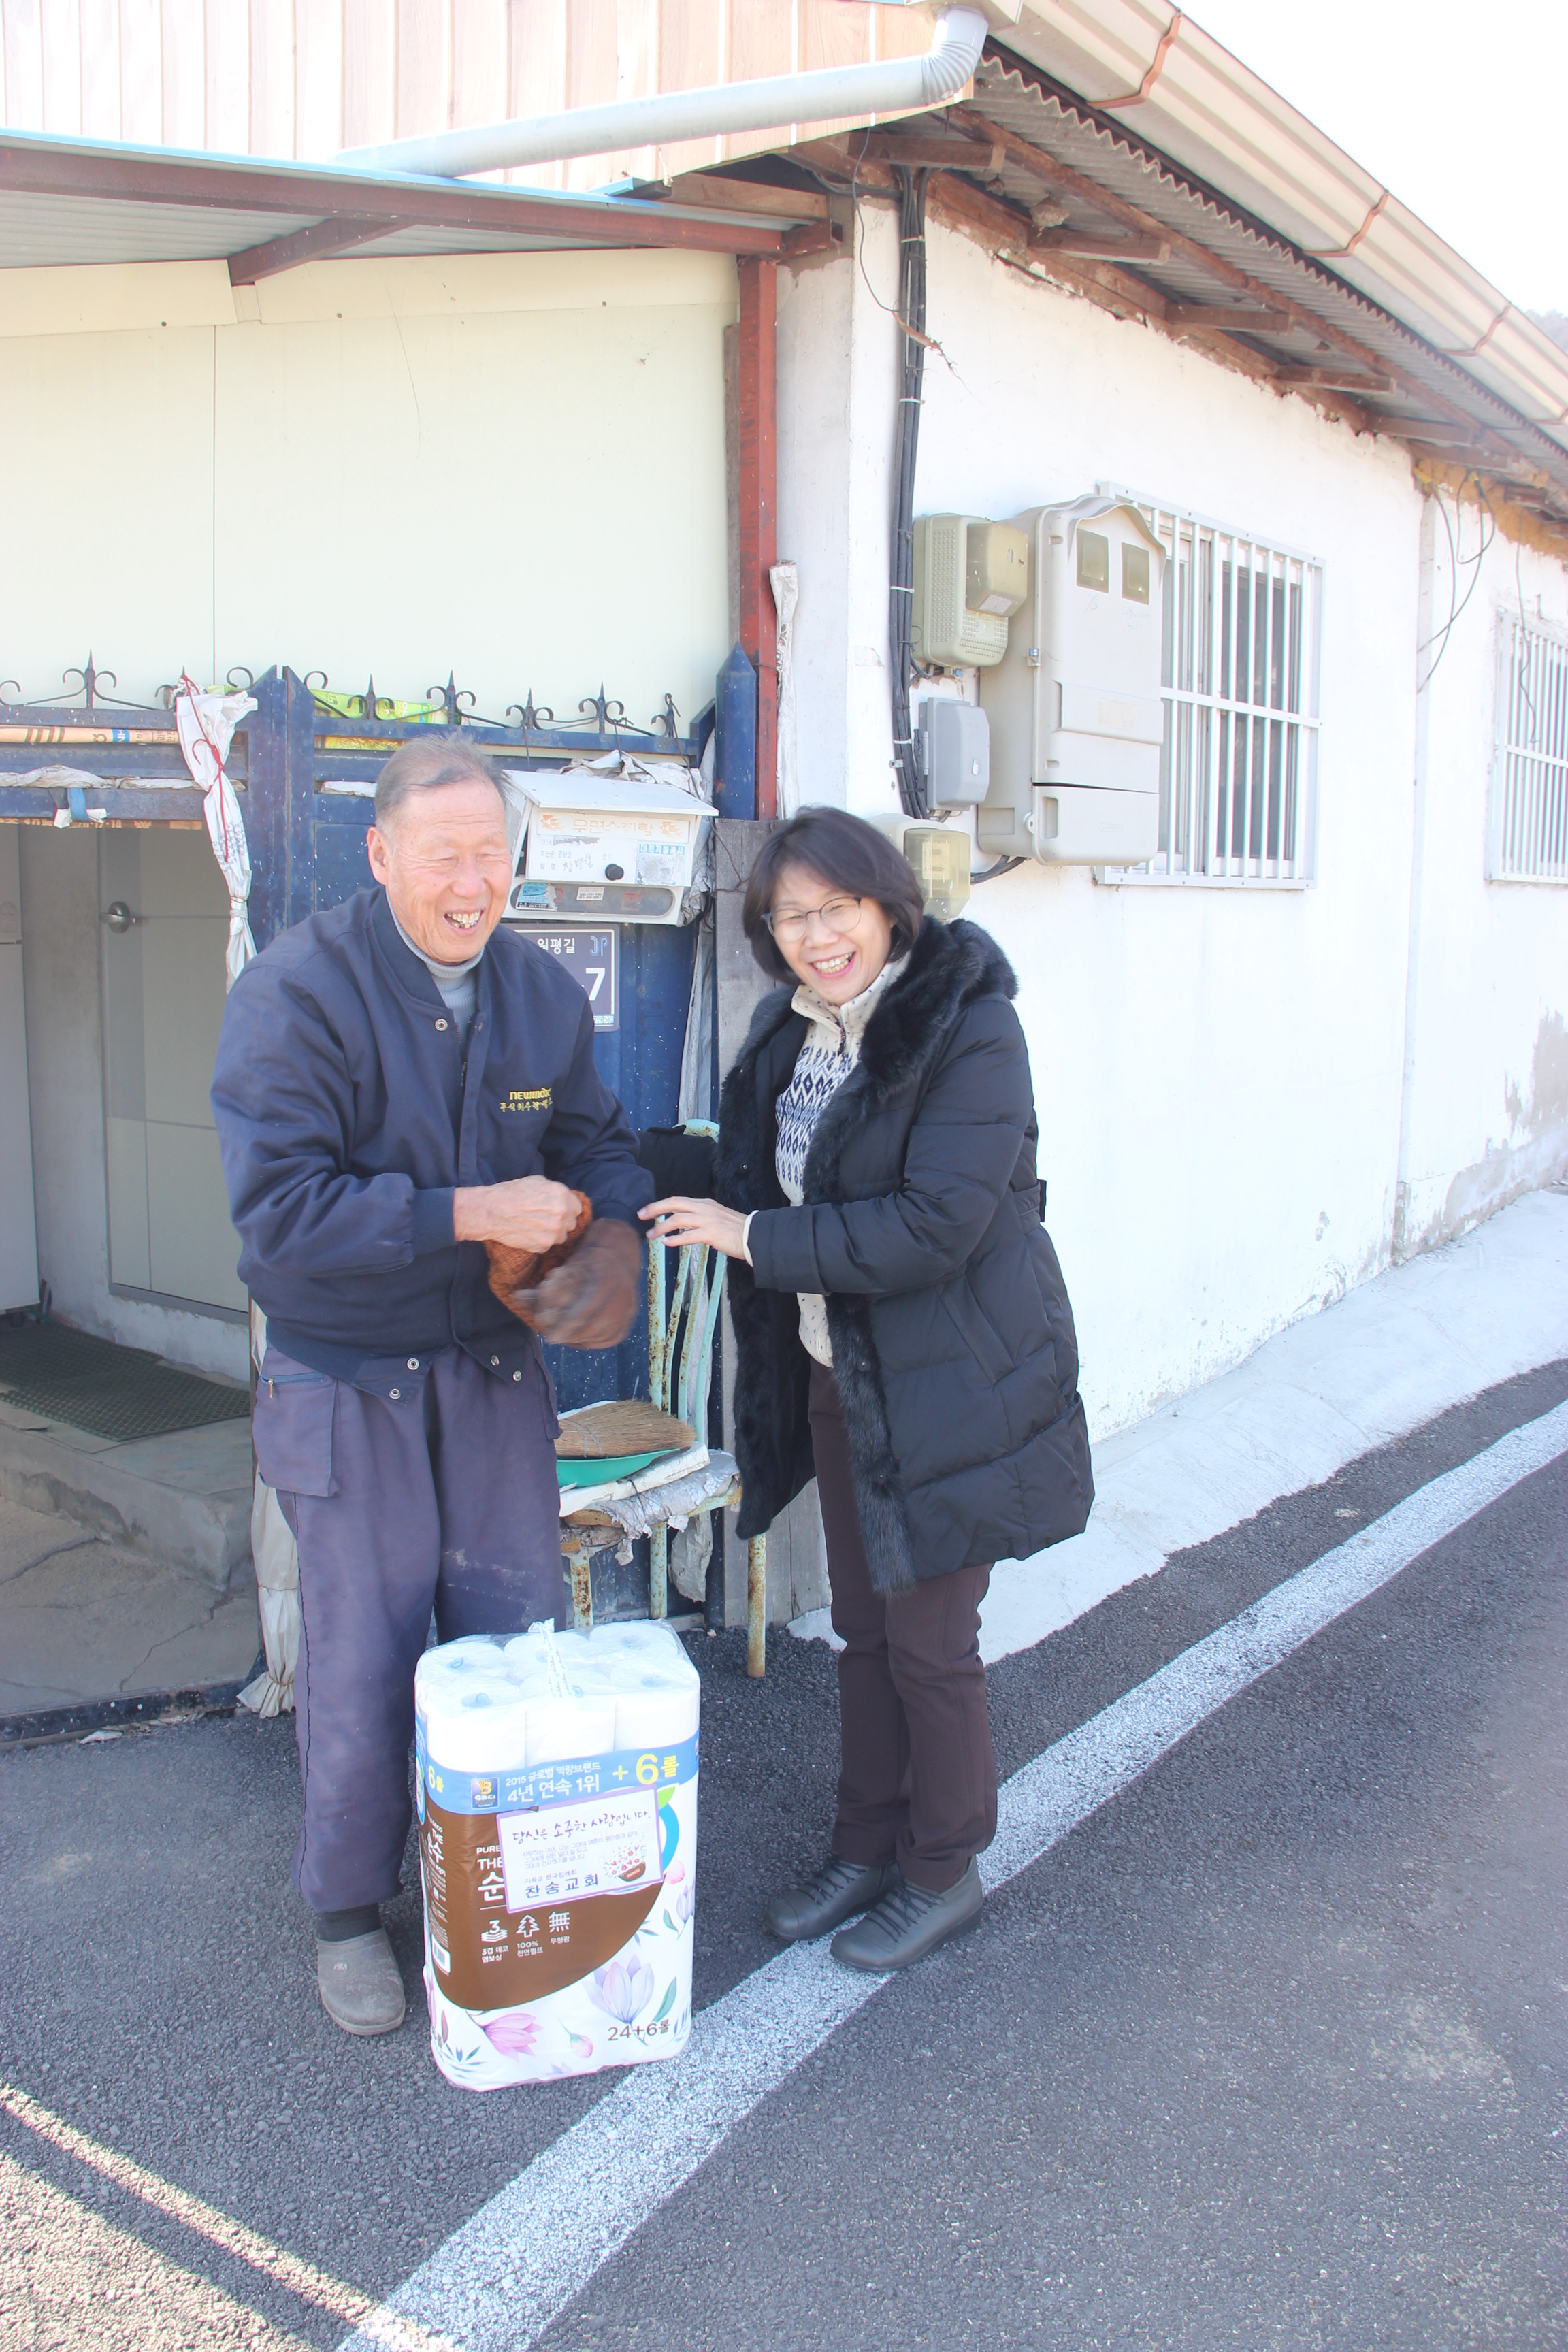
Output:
[414, 1620, 700, 2089]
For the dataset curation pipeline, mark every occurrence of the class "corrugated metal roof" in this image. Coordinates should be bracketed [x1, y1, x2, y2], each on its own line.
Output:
[0, 128, 806, 274]
[0, 192, 318, 268]
[963, 54, 1568, 515]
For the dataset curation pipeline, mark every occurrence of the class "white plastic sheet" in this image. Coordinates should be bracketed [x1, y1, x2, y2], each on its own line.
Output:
[770, 559, 800, 819]
[237, 1473, 299, 1718]
[175, 681, 299, 1712]
[235, 1300, 301, 1722]
[174, 679, 258, 988]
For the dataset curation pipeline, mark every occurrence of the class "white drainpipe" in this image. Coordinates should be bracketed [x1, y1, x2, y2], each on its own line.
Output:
[338, 7, 989, 182]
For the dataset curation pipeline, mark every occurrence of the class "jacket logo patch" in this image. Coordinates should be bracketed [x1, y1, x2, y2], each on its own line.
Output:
[500, 1086, 553, 1114]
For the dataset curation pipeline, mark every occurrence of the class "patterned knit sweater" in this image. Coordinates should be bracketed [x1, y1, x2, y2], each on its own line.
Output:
[766, 955, 906, 1367]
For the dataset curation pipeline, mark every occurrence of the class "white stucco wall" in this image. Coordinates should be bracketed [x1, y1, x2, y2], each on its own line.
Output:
[779, 212, 1434, 1437]
[1394, 508, 1568, 1252]
[0, 249, 735, 725]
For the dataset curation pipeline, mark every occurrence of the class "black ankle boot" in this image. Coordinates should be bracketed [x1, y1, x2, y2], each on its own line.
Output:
[766, 1855, 898, 1942]
[829, 1859, 984, 1972]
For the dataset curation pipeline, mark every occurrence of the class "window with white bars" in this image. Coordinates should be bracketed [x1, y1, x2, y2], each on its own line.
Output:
[1490, 615, 1568, 883]
[1107, 504, 1323, 884]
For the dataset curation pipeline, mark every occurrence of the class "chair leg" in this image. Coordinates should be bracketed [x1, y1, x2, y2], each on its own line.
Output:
[649, 1522, 668, 1620]
[568, 1545, 595, 1630]
[747, 1535, 766, 1678]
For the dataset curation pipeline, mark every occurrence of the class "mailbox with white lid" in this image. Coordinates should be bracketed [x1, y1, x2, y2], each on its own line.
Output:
[978, 495, 1168, 865]
[502, 760, 710, 927]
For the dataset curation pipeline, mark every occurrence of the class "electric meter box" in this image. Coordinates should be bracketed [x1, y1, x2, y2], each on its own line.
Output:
[503, 766, 708, 926]
[872, 816, 973, 923]
[977, 497, 1167, 864]
[911, 516, 1029, 670]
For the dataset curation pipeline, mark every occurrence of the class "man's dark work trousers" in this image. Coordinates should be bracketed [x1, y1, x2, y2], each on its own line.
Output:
[255, 1343, 562, 1914]
[808, 1360, 997, 1893]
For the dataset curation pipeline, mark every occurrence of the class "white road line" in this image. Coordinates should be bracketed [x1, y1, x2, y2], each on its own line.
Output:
[341, 1395, 1568, 2352]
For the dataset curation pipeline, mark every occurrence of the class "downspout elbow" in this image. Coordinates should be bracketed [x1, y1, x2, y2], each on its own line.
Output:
[918, 9, 990, 107]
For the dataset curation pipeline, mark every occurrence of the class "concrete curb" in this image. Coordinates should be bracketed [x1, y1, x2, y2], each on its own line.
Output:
[0, 1424, 251, 1588]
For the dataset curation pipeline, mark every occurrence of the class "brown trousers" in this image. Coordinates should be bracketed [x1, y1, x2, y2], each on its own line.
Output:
[809, 1360, 998, 1893]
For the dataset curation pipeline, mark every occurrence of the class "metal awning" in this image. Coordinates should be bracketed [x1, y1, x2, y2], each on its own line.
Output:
[828, 46, 1568, 527]
[0, 129, 817, 280]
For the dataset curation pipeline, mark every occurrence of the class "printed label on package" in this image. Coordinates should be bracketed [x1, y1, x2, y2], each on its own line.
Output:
[497, 1784, 662, 1914]
[416, 1730, 698, 1817]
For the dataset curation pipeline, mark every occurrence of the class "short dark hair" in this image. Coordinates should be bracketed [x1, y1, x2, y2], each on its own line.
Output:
[742, 806, 925, 982]
[372, 737, 504, 830]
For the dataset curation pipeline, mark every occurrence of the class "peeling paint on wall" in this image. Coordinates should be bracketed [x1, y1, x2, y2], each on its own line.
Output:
[1401, 1009, 1568, 1258]
[1522, 1009, 1568, 1139]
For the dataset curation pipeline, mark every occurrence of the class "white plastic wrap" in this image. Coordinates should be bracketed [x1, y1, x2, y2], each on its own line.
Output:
[415, 1620, 700, 2089]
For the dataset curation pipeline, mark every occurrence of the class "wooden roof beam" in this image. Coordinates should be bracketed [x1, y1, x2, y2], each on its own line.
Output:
[859, 129, 1007, 170]
[1277, 364, 1396, 393]
[1163, 304, 1291, 332]
[229, 216, 411, 284]
[661, 174, 828, 220]
[952, 105, 1483, 432]
[1031, 229, 1171, 263]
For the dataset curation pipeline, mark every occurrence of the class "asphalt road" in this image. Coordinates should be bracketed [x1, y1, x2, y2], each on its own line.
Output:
[2, 1358, 1565, 2352]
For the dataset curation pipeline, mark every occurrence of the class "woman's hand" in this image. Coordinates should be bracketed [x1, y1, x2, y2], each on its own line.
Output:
[640, 1196, 750, 1260]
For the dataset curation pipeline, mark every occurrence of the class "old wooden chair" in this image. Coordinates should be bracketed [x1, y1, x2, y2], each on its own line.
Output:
[559, 1122, 768, 1676]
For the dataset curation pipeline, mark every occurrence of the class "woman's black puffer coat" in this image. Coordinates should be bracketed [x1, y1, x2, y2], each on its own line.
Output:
[644, 917, 1093, 1592]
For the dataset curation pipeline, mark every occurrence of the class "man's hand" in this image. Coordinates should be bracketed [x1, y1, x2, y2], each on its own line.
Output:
[455, 1176, 583, 1252]
[507, 1219, 642, 1351]
[485, 1192, 592, 1311]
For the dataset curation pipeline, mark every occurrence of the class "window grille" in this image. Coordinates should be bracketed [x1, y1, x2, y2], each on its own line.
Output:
[1105, 502, 1323, 885]
[1490, 614, 1568, 883]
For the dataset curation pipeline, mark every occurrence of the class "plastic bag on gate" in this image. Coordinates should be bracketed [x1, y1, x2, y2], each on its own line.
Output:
[415, 1619, 701, 2089]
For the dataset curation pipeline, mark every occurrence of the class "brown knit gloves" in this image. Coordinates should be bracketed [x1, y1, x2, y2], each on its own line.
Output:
[485, 1196, 642, 1351]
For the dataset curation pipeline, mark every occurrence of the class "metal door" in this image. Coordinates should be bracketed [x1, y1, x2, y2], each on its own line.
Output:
[99, 828, 246, 1318]
[0, 823, 39, 1313]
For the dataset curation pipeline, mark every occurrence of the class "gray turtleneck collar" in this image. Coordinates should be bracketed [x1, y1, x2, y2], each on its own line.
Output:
[391, 905, 485, 1046]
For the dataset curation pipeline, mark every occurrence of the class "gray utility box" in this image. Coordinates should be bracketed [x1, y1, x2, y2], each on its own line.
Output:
[918, 696, 990, 804]
[977, 496, 1168, 864]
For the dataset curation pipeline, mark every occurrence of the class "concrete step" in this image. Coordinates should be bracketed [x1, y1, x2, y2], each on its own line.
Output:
[0, 1485, 261, 1725]
[0, 1399, 253, 1588]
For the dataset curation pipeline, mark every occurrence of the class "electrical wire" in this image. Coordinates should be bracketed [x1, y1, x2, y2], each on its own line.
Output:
[1417, 475, 1496, 692]
[888, 165, 931, 821]
[971, 855, 1022, 882]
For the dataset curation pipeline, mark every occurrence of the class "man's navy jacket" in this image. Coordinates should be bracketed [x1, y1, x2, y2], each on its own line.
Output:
[210, 887, 651, 1386]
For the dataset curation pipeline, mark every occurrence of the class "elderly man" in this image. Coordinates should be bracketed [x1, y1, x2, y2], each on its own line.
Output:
[212, 739, 649, 2035]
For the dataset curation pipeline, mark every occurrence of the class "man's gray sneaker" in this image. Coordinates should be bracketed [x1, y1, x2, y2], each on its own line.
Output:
[829, 1859, 984, 1973]
[316, 1928, 407, 2035]
[766, 1855, 898, 1942]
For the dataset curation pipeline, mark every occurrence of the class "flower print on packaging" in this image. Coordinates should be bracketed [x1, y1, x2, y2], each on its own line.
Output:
[415, 1620, 700, 2091]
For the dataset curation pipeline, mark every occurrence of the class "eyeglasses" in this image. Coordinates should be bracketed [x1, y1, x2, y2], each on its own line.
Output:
[763, 893, 864, 947]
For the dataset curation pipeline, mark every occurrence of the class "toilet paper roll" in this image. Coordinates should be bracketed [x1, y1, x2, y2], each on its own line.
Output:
[588, 1622, 666, 1657]
[524, 1693, 618, 1765]
[417, 1659, 516, 1712]
[614, 1679, 701, 1749]
[423, 1688, 531, 1775]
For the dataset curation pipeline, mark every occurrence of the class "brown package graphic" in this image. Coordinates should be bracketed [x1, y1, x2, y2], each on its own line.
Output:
[420, 1797, 660, 2011]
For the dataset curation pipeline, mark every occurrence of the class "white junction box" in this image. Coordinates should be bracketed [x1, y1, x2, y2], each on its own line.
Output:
[504, 760, 708, 925]
[978, 496, 1167, 864]
[912, 514, 1030, 670]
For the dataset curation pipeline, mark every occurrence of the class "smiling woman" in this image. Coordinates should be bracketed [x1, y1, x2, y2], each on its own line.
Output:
[637, 805, 1093, 1978]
